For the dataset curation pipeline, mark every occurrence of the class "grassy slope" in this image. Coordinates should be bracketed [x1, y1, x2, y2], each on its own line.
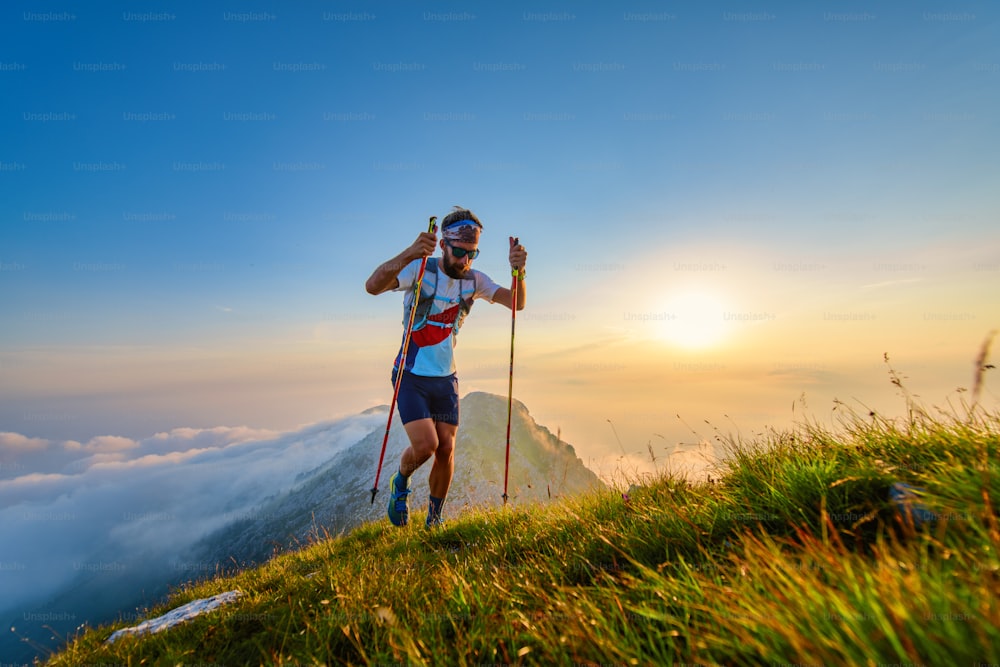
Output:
[44, 405, 1000, 666]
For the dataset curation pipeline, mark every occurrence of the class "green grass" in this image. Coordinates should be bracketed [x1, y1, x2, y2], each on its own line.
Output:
[43, 400, 1000, 666]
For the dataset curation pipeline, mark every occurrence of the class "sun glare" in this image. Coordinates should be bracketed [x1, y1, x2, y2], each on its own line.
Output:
[658, 291, 729, 349]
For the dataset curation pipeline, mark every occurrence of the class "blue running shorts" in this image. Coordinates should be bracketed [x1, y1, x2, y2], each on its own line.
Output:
[392, 370, 460, 426]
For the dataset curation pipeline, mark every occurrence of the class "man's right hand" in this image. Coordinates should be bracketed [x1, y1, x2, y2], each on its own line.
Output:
[366, 229, 438, 295]
[407, 231, 437, 261]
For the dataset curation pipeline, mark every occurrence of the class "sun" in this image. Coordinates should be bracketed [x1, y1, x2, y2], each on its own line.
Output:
[657, 291, 729, 349]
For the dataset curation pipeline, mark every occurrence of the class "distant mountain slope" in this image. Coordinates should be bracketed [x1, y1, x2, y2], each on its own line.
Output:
[190, 391, 604, 569]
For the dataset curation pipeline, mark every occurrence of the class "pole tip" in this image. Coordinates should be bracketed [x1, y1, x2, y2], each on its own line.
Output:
[370, 488, 378, 505]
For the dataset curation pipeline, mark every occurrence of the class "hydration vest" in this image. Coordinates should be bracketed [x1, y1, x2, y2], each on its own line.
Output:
[407, 258, 477, 346]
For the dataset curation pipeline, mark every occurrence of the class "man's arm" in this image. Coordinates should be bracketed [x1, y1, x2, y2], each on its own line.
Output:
[365, 231, 437, 295]
[492, 275, 526, 311]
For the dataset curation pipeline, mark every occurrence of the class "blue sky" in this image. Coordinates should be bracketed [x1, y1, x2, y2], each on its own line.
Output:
[2, 1, 998, 471]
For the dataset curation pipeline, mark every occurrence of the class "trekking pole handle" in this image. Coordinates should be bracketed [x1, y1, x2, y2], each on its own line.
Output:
[511, 236, 525, 279]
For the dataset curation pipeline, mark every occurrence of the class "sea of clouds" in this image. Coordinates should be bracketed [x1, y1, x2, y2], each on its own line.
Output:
[0, 411, 385, 615]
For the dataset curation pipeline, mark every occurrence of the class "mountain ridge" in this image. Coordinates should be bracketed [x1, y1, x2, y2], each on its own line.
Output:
[189, 390, 604, 570]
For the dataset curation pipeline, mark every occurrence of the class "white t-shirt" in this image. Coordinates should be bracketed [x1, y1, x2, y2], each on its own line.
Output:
[392, 257, 501, 377]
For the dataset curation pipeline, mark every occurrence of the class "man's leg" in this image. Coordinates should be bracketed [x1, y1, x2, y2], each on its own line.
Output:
[389, 373, 459, 526]
[428, 420, 457, 500]
[399, 418, 438, 476]
[426, 375, 459, 525]
[397, 420, 455, 497]
[387, 418, 435, 526]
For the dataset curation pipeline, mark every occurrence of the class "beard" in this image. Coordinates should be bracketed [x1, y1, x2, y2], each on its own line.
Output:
[442, 255, 471, 279]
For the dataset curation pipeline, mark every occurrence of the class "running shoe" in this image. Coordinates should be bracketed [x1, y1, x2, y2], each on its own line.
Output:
[387, 472, 411, 526]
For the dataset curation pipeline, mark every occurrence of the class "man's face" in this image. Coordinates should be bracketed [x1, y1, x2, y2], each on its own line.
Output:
[441, 239, 476, 279]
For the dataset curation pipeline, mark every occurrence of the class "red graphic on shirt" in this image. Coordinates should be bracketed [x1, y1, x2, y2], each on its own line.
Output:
[411, 303, 460, 347]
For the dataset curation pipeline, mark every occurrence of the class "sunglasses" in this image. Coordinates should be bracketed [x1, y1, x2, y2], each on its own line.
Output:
[445, 241, 480, 260]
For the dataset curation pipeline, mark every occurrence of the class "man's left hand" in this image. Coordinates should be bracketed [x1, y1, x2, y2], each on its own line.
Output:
[509, 237, 527, 274]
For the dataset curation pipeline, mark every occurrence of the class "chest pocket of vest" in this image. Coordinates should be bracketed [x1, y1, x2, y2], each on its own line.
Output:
[411, 258, 475, 342]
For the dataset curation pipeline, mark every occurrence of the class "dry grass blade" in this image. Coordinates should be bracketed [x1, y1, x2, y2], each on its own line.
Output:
[972, 329, 997, 410]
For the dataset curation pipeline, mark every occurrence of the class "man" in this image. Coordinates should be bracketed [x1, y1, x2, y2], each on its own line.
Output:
[365, 207, 527, 528]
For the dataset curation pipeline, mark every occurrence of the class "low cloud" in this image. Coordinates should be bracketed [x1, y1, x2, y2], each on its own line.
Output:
[0, 425, 282, 482]
[0, 413, 384, 615]
[82, 434, 138, 453]
[0, 432, 49, 452]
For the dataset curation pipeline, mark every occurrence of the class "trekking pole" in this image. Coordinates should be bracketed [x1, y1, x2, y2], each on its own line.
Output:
[503, 237, 523, 505]
[370, 216, 438, 504]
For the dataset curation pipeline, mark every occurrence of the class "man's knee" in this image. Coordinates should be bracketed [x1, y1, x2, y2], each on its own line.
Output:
[435, 437, 455, 462]
[404, 418, 437, 445]
[409, 433, 439, 459]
